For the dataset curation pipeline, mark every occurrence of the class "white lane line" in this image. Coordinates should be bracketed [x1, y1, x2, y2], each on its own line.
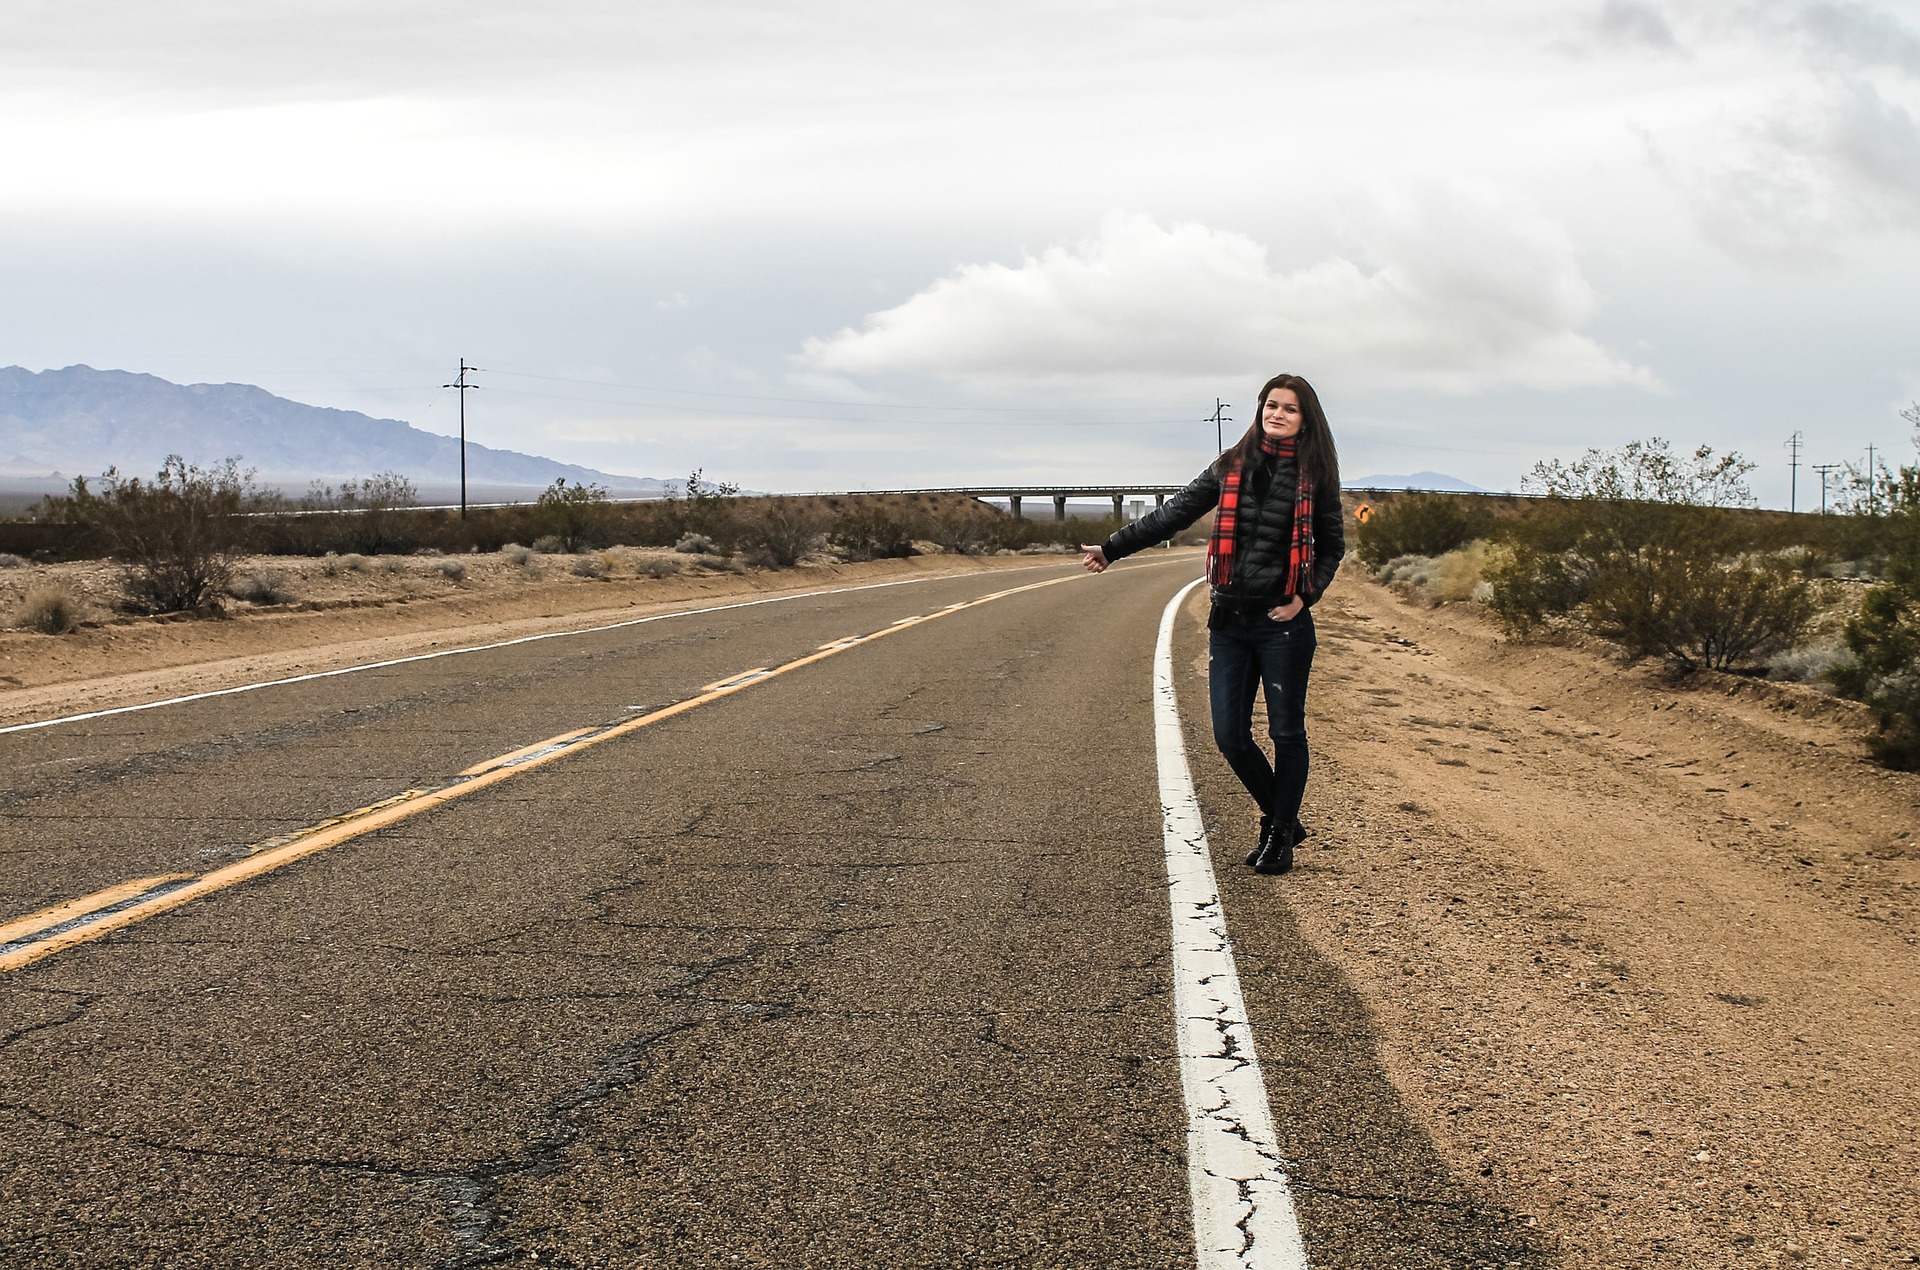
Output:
[0, 569, 1063, 737]
[1153, 578, 1310, 1270]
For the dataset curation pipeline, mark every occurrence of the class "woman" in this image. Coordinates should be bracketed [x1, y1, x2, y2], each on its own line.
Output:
[1082, 373, 1344, 874]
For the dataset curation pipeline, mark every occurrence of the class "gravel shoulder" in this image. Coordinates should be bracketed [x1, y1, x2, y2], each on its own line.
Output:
[1261, 577, 1920, 1267]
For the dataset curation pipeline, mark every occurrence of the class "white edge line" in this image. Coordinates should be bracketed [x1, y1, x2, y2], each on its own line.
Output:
[3, 565, 1081, 736]
[1153, 577, 1310, 1270]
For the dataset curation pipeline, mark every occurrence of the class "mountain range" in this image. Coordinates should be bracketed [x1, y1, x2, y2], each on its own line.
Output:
[0, 364, 664, 494]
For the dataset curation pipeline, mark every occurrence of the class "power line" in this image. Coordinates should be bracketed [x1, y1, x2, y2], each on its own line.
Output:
[1811, 463, 1840, 515]
[1207, 398, 1233, 453]
[442, 358, 481, 520]
[1785, 431, 1802, 514]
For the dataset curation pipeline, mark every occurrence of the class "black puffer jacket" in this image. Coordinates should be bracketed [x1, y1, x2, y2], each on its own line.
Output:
[1101, 452, 1345, 608]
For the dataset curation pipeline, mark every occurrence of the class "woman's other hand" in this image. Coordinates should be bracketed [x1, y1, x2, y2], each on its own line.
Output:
[1080, 544, 1110, 573]
[1268, 596, 1304, 622]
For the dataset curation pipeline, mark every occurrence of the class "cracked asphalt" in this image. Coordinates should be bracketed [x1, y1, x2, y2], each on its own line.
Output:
[1, 556, 1538, 1267]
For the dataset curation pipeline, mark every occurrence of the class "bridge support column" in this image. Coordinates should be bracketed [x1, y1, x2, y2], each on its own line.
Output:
[1053, 495, 1067, 522]
[1112, 493, 1124, 521]
[1008, 495, 1022, 519]
[1156, 493, 1165, 508]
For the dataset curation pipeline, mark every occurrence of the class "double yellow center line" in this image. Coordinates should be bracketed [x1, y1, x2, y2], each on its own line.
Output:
[0, 573, 1081, 973]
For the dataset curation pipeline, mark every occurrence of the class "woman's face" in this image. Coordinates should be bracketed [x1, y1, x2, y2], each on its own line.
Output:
[1262, 387, 1303, 440]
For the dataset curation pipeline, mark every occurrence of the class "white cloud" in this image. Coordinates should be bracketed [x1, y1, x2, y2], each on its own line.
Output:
[799, 202, 1655, 395]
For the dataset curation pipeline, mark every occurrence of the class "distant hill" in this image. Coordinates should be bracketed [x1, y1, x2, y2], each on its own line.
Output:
[0, 364, 666, 494]
[1346, 471, 1486, 493]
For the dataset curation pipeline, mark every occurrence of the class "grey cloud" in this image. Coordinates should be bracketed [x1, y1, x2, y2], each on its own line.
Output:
[1825, 78, 1920, 204]
[1679, 77, 1920, 263]
[1596, 0, 1684, 51]
[1798, 2, 1920, 75]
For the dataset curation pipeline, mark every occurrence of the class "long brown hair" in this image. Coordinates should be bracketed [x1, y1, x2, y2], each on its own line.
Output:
[1218, 373, 1341, 495]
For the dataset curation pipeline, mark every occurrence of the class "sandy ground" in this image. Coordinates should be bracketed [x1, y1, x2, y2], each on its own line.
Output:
[1278, 580, 1920, 1267]
[5, 553, 1916, 1265]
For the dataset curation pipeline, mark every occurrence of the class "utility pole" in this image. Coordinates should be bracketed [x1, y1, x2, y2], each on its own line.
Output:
[443, 358, 478, 520]
[1811, 463, 1840, 515]
[1785, 431, 1803, 513]
[1207, 399, 1232, 454]
[1867, 443, 1879, 517]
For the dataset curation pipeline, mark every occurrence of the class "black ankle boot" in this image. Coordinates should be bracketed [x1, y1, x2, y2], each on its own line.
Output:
[1246, 815, 1273, 868]
[1253, 820, 1295, 875]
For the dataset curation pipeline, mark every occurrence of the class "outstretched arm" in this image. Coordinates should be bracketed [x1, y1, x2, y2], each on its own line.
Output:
[1097, 467, 1224, 568]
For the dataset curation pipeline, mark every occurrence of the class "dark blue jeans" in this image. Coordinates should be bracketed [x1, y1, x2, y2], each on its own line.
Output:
[1208, 604, 1316, 829]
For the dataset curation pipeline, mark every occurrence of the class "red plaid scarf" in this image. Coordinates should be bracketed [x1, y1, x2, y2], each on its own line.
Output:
[1206, 436, 1316, 595]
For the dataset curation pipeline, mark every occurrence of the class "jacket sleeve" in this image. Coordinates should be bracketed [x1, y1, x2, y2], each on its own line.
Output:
[1101, 466, 1222, 563]
[1302, 485, 1345, 606]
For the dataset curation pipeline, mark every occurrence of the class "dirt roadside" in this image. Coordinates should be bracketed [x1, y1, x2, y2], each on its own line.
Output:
[1284, 577, 1920, 1268]
[0, 550, 1067, 728]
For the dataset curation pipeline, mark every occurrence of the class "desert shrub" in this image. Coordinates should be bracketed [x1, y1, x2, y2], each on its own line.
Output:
[1582, 544, 1815, 672]
[1378, 554, 1435, 586]
[1484, 537, 1590, 634]
[1527, 437, 1757, 508]
[501, 542, 535, 566]
[1382, 541, 1497, 603]
[50, 456, 261, 614]
[921, 513, 992, 555]
[1832, 441, 1920, 767]
[230, 570, 294, 604]
[641, 556, 683, 578]
[735, 499, 829, 568]
[1427, 540, 1500, 603]
[533, 479, 611, 553]
[338, 553, 369, 573]
[0, 553, 23, 568]
[1357, 494, 1493, 566]
[531, 535, 564, 554]
[675, 533, 718, 555]
[1769, 640, 1855, 684]
[298, 472, 420, 555]
[11, 584, 81, 633]
[830, 506, 917, 561]
[571, 555, 609, 579]
[1378, 541, 1500, 605]
[435, 559, 468, 582]
[666, 469, 739, 542]
[1486, 439, 1816, 670]
[382, 555, 405, 574]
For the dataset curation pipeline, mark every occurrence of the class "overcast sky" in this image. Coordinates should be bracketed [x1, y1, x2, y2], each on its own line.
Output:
[4, 0, 1918, 503]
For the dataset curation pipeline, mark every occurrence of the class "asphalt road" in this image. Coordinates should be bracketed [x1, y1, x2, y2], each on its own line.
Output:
[1, 555, 1539, 1268]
